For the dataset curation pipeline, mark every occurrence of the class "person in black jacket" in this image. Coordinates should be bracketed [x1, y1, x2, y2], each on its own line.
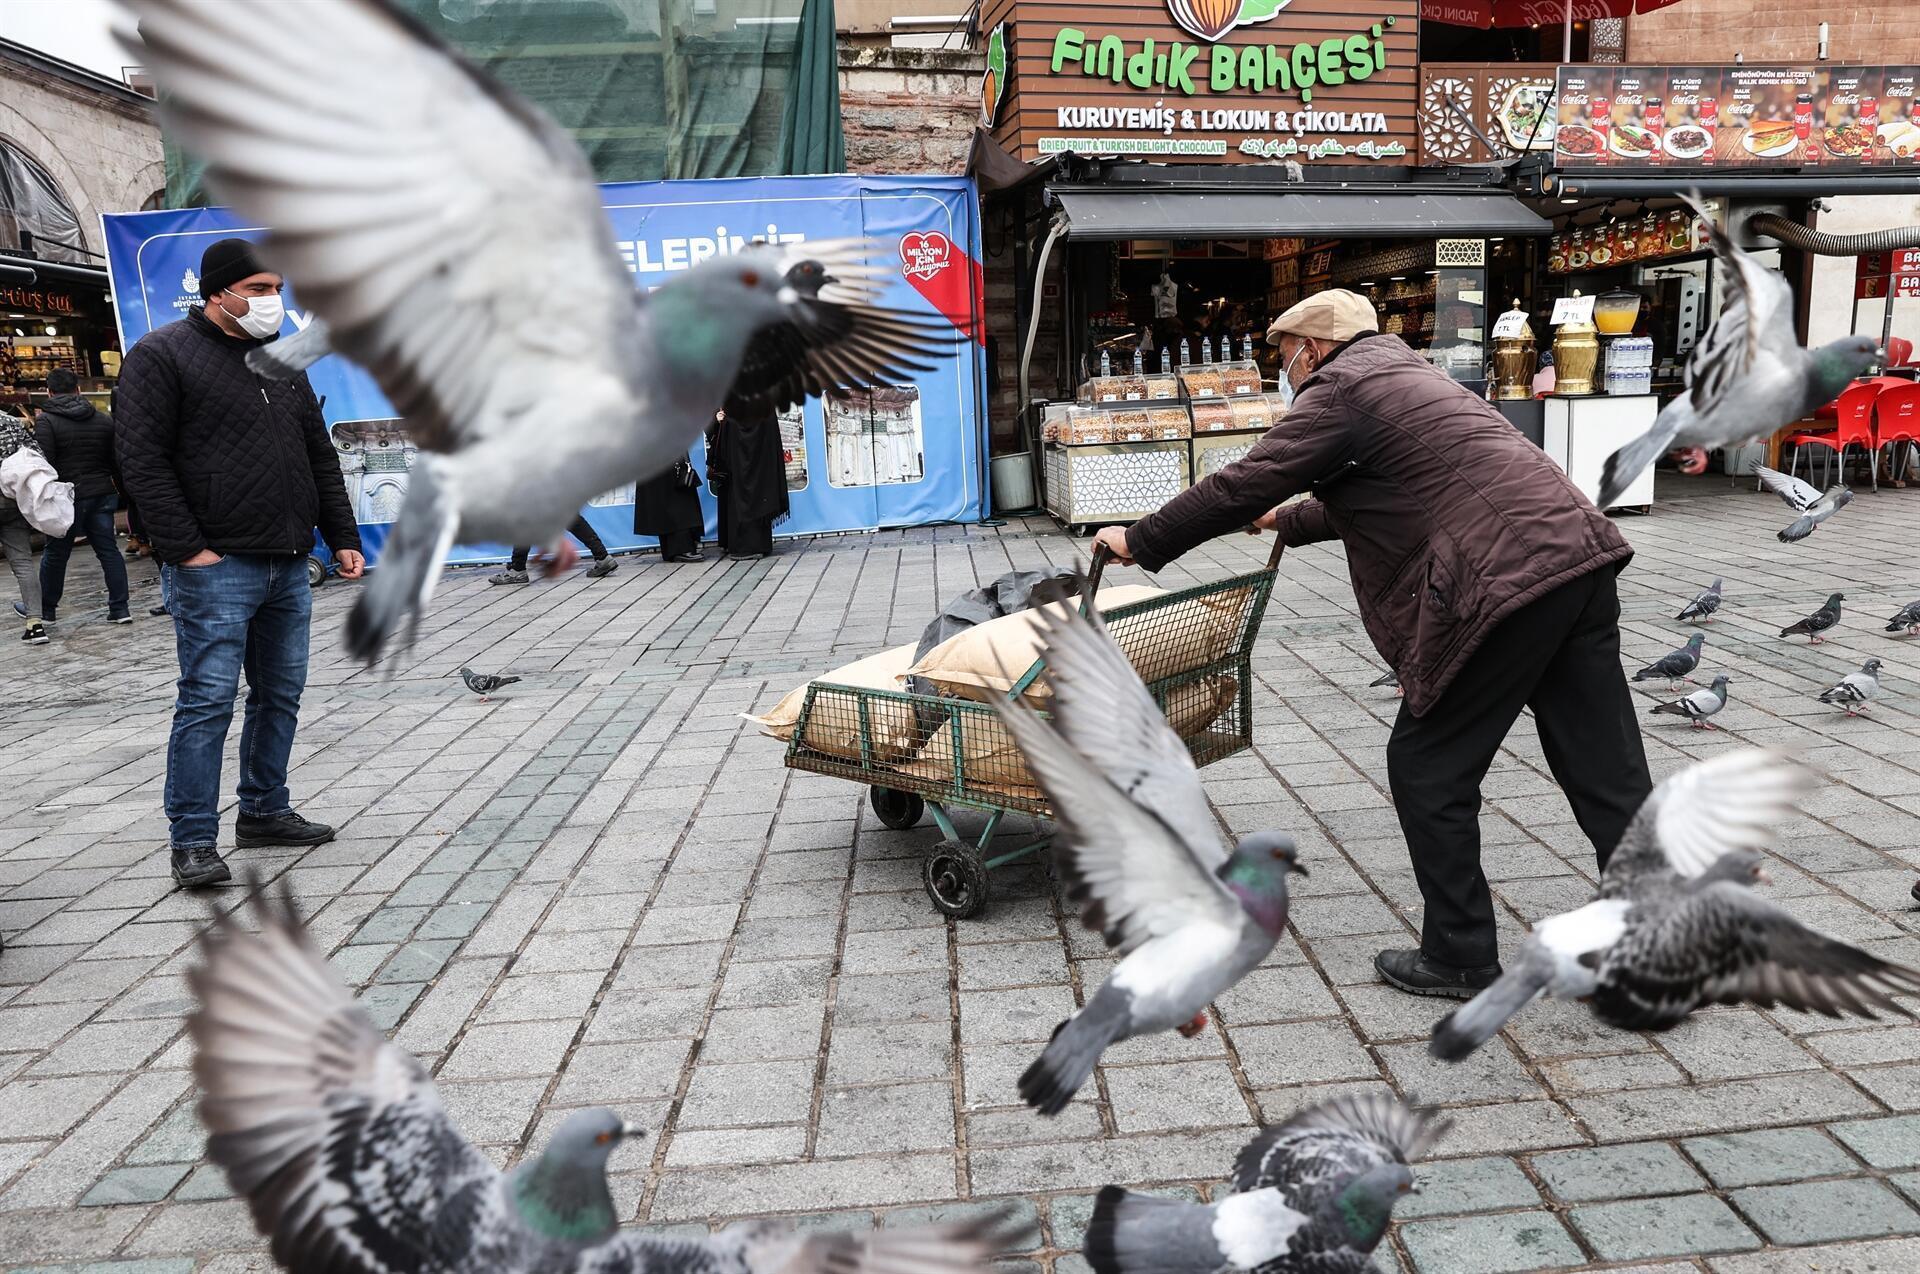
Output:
[706, 405, 788, 559]
[115, 238, 364, 889]
[32, 369, 131, 624]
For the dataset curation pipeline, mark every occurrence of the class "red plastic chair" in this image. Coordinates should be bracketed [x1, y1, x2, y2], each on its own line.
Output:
[1888, 336, 1914, 369]
[1877, 381, 1920, 482]
[1787, 379, 1881, 492]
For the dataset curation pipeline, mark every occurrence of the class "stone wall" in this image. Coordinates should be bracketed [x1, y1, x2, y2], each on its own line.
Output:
[0, 51, 161, 256]
[839, 46, 982, 176]
[1627, 3, 1920, 64]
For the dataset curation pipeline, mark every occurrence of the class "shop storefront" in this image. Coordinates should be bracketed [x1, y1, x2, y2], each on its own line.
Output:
[0, 260, 121, 418]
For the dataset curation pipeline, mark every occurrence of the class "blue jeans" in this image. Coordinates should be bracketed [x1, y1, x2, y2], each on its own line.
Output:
[163, 553, 311, 849]
[40, 492, 129, 616]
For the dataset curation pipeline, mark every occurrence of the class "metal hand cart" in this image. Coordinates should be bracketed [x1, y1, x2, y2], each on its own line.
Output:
[783, 541, 1285, 918]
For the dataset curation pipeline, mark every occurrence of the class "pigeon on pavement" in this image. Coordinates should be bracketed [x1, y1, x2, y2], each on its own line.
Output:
[124, 0, 954, 664]
[189, 883, 1013, 1274]
[1650, 673, 1730, 729]
[1676, 578, 1725, 623]
[1369, 669, 1402, 695]
[1596, 195, 1878, 507]
[1633, 632, 1707, 691]
[1754, 465, 1855, 543]
[460, 667, 521, 701]
[1085, 1093, 1448, 1274]
[1430, 750, 1920, 1060]
[1887, 601, 1920, 635]
[993, 594, 1304, 1116]
[1781, 592, 1846, 643]
[1819, 659, 1883, 716]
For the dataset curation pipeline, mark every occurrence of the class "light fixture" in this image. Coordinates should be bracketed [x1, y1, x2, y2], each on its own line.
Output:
[1389, 275, 1406, 282]
[1489, 237, 1505, 243]
[44, 325, 57, 336]
[1560, 198, 1579, 205]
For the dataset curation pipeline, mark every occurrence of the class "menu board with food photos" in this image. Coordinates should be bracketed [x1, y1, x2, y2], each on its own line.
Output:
[1556, 64, 1920, 169]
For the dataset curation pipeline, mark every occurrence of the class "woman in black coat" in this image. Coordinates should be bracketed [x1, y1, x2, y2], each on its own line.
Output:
[706, 405, 789, 559]
[632, 454, 705, 562]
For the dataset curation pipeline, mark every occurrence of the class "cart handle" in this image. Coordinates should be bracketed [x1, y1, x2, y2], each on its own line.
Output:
[1266, 535, 1285, 571]
[1085, 543, 1114, 600]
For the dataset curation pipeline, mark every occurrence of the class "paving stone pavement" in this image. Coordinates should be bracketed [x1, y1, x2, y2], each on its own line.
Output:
[4, 472, 1920, 1273]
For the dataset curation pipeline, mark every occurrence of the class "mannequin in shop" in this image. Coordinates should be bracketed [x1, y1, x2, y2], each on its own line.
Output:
[1151, 264, 1179, 320]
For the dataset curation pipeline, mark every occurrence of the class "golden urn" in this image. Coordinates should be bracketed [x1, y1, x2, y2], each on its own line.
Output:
[1491, 300, 1536, 401]
[1552, 292, 1600, 397]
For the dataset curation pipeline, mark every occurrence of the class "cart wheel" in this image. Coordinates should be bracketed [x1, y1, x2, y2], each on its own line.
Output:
[869, 786, 925, 830]
[306, 558, 325, 588]
[923, 840, 990, 919]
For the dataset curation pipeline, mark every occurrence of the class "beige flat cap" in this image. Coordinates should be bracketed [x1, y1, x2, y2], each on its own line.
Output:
[1266, 289, 1379, 345]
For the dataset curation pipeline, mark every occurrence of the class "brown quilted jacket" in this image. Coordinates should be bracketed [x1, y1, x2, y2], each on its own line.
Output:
[1127, 333, 1632, 716]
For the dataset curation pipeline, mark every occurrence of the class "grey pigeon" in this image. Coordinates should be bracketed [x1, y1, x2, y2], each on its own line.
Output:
[1754, 464, 1855, 543]
[1676, 578, 1724, 623]
[1650, 673, 1730, 729]
[1431, 750, 1920, 1059]
[1633, 632, 1707, 691]
[1819, 658, 1883, 716]
[189, 884, 1014, 1274]
[1597, 194, 1878, 507]
[993, 595, 1304, 1116]
[1887, 601, 1920, 635]
[460, 667, 520, 700]
[124, 0, 952, 664]
[1368, 669, 1402, 695]
[1085, 1094, 1448, 1274]
[1781, 592, 1845, 643]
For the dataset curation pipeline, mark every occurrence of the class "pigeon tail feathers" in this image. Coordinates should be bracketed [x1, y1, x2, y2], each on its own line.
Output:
[1598, 417, 1679, 510]
[1084, 1187, 1226, 1274]
[1018, 1003, 1125, 1117]
[1779, 515, 1817, 543]
[245, 318, 334, 381]
[345, 458, 459, 664]
[1430, 964, 1552, 1062]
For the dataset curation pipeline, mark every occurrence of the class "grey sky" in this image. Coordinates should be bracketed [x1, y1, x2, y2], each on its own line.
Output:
[0, 0, 131, 82]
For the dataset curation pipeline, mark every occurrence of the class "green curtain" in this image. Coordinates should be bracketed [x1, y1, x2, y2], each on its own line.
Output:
[773, 0, 844, 175]
[166, 0, 810, 207]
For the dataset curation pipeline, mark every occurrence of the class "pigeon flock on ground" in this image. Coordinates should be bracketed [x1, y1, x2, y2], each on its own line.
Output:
[108, 2, 1920, 1271]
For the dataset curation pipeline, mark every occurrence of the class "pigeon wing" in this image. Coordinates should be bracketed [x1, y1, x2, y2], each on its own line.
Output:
[1231, 1093, 1449, 1193]
[1683, 195, 1796, 415]
[650, 1212, 1013, 1274]
[1603, 749, 1809, 887]
[122, 0, 637, 455]
[188, 883, 496, 1274]
[1752, 464, 1823, 513]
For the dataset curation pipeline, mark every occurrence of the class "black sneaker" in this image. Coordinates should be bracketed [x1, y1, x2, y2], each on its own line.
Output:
[488, 569, 529, 586]
[150, 604, 171, 617]
[1374, 948, 1501, 1000]
[109, 608, 133, 625]
[235, 810, 336, 848]
[584, 558, 617, 579]
[171, 844, 233, 889]
[22, 622, 47, 646]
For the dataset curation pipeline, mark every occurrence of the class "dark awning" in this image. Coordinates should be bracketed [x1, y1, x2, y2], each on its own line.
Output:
[1046, 187, 1554, 240]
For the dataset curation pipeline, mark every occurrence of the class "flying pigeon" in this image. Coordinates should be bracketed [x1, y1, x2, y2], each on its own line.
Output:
[460, 667, 520, 701]
[1887, 601, 1920, 635]
[992, 593, 1304, 1116]
[1430, 749, 1920, 1060]
[123, 0, 954, 664]
[1819, 658, 1883, 716]
[1676, 578, 1724, 623]
[1368, 669, 1402, 695]
[189, 883, 1013, 1274]
[1650, 673, 1730, 729]
[1085, 1094, 1448, 1274]
[1595, 194, 1879, 507]
[1633, 632, 1707, 692]
[1754, 464, 1855, 543]
[1781, 592, 1845, 643]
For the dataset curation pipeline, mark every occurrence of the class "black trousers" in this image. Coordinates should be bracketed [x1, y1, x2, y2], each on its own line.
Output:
[1386, 568, 1652, 968]
[509, 516, 607, 571]
[657, 528, 700, 559]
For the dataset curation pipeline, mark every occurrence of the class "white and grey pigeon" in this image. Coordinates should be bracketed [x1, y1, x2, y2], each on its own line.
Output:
[1596, 194, 1878, 507]
[1368, 669, 1402, 695]
[123, 0, 953, 664]
[189, 883, 1014, 1274]
[1819, 658, 1884, 716]
[1633, 632, 1707, 692]
[460, 666, 520, 701]
[1676, 578, 1724, 623]
[1781, 592, 1846, 643]
[1886, 601, 1920, 635]
[1650, 673, 1730, 729]
[1430, 749, 1920, 1060]
[1753, 464, 1855, 543]
[1085, 1094, 1448, 1274]
[993, 594, 1304, 1116]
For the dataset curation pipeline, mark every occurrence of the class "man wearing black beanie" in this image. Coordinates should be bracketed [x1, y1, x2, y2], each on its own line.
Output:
[115, 237, 366, 889]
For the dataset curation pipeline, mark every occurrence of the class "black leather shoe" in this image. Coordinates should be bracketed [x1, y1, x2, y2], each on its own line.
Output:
[235, 811, 336, 848]
[171, 845, 232, 889]
[1374, 948, 1501, 1000]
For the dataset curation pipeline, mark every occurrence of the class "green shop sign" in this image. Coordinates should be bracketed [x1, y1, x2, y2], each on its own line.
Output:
[1049, 17, 1395, 104]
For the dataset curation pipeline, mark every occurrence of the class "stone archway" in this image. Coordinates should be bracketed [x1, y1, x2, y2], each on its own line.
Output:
[0, 104, 97, 255]
[117, 156, 167, 216]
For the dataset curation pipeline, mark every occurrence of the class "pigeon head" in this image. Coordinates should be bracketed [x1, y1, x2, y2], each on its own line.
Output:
[1829, 593, 1847, 606]
[1326, 1161, 1414, 1250]
[1695, 848, 1772, 889]
[1863, 658, 1883, 675]
[509, 1108, 645, 1244]
[1812, 335, 1882, 397]
[1218, 832, 1305, 935]
[1685, 632, 1706, 649]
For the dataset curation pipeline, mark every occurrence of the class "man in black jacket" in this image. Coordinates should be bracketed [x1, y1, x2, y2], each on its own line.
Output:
[115, 238, 365, 889]
[32, 369, 131, 624]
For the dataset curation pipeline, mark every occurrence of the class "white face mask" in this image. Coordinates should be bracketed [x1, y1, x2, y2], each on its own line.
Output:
[223, 289, 284, 339]
[1275, 343, 1308, 408]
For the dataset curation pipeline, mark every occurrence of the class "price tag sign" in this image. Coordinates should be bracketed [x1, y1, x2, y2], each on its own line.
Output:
[1492, 310, 1530, 339]
[1551, 294, 1596, 325]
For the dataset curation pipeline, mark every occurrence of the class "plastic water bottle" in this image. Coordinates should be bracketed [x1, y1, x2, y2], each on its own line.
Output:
[1241, 333, 1255, 360]
[1201, 336, 1214, 364]
[1132, 348, 1144, 375]
[1160, 346, 1171, 373]
[1099, 348, 1111, 377]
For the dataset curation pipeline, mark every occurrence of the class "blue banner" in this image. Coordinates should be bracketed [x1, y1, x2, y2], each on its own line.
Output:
[101, 175, 989, 567]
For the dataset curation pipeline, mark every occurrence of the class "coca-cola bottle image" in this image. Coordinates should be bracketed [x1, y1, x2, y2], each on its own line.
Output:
[1592, 94, 1613, 164]
[1795, 92, 1814, 140]
[1699, 95, 1719, 166]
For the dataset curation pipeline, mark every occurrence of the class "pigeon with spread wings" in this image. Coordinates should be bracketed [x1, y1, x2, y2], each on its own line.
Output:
[189, 884, 1014, 1274]
[122, 0, 953, 664]
[993, 593, 1303, 1115]
[1754, 464, 1854, 543]
[1431, 750, 1920, 1060]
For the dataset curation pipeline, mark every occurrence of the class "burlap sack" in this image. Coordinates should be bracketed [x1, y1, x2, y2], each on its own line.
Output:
[745, 643, 920, 761]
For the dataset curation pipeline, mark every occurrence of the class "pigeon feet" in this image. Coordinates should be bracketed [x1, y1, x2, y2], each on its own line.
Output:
[1674, 447, 1710, 475]
[1176, 1012, 1209, 1038]
[540, 540, 580, 578]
